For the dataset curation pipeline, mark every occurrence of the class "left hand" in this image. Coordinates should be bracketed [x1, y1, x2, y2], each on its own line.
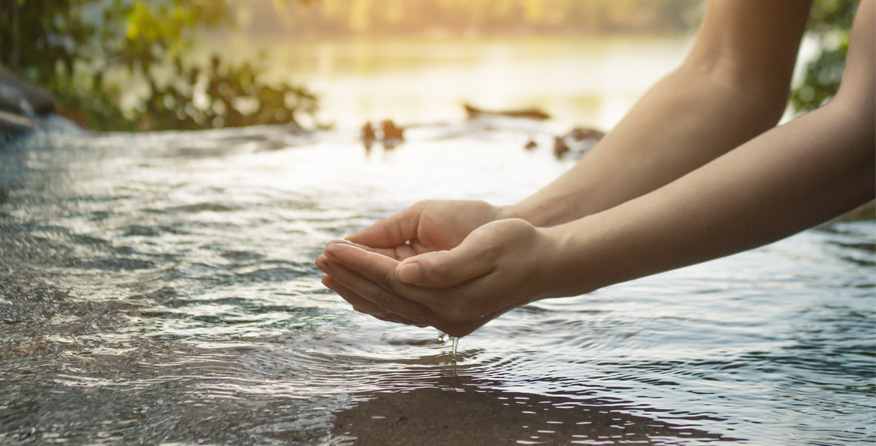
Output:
[315, 219, 558, 337]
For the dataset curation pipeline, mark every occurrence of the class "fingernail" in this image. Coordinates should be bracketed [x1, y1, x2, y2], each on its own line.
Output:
[326, 239, 351, 247]
[397, 262, 421, 284]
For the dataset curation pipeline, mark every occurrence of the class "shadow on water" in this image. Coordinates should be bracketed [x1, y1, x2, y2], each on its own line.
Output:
[332, 373, 739, 446]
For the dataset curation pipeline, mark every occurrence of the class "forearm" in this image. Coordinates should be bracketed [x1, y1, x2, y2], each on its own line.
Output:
[506, 64, 789, 227]
[504, 0, 813, 228]
[543, 99, 875, 298]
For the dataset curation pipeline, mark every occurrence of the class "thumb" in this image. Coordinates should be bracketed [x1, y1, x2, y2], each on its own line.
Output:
[346, 207, 420, 248]
[396, 241, 496, 288]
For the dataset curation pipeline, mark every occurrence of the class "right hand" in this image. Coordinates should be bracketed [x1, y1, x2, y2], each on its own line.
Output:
[345, 200, 511, 261]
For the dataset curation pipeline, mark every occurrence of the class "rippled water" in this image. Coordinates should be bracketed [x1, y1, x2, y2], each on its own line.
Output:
[1, 119, 874, 445]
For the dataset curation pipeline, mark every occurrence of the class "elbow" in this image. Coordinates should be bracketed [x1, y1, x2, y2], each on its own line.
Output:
[824, 64, 875, 149]
[676, 58, 792, 130]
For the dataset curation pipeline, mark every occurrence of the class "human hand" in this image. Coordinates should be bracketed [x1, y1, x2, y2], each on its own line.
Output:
[315, 218, 558, 337]
[345, 200, 512, 261]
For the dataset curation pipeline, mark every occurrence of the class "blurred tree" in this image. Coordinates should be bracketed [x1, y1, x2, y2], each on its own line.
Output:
[0, 0, 316, 131]
[261, 0, 701, 37]
[791, 0, 859, 113]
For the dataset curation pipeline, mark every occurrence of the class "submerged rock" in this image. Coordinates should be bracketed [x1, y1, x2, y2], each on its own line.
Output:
[553, 126, 605, 159]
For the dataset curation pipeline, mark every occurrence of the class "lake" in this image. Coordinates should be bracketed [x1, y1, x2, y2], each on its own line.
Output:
[201, 34, 699, 131]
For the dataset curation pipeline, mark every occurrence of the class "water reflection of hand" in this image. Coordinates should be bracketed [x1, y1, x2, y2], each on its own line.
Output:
[315, 219, 556, 337]
[344, 200, 511, 260]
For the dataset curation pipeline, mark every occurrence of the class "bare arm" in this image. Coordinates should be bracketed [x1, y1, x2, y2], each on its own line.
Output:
[344, 1, 813, 258]
[509, 0, 813, 226]
[547, 0, 875, 297]
[317, 0, 874, 337]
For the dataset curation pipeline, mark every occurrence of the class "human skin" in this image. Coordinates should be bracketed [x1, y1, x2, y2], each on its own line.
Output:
[315, 0, 875, 337]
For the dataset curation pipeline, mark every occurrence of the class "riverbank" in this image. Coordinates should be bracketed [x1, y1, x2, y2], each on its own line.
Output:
[0, 67, 56, 139]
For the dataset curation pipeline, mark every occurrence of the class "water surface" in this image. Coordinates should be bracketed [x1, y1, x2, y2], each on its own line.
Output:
[201, 35, 696, 130]
[0, 117, 873, 445]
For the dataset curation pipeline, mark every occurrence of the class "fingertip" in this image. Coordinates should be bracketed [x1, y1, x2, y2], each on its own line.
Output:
[323, 242, 345, 260]
[326, 239, 353, 248]
[315, 256, 332, 274]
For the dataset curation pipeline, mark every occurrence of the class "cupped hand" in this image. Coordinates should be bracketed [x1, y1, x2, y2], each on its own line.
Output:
[345, 200, 511, 261]
[315, 218, 558, 337]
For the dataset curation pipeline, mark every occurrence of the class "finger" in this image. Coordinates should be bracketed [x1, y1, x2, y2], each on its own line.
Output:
[322, 273, 381, 315]
[323, 274, 425, 326]
[395, 240, 496, 288]
[325, 242, 401, 291]
[322, 247, 435, 326]
[325, 239, 415, 261]
[320, 255, 398, 320]
[346, 206, 421, 248]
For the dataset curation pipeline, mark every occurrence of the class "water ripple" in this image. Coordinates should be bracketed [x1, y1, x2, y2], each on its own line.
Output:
[0, 125, 873, 445]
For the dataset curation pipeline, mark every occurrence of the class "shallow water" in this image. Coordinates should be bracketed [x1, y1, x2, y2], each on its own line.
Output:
[0, 120, 874, 445]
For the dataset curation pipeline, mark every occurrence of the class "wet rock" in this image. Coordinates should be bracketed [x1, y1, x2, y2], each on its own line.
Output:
[0, 109, 36, 137]
[0, 67, 55, 116]
[0, 67, 56, 140]
[361, 121, 377, 140]
[553, 126, 605, 159]
[381, 120, 404, 140]
[378, 119, 405, 150]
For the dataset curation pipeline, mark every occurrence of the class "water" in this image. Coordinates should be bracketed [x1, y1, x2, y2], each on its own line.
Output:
[0, 113, 873, 445]
[200, 35, 697, 131]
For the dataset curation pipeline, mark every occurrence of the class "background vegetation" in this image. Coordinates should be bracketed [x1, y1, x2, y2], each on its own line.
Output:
[235, 0, 701, 37]
[790, 0, 859, 114]
[0, 0, 317, 131]
[0, 0, 859, 131]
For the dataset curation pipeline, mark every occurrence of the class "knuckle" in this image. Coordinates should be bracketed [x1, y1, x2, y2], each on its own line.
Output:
[363, 284, 392, 312]
[374, 288, 396, 313]
[427, 259, 448, 281]
[384, 270, 403, 294]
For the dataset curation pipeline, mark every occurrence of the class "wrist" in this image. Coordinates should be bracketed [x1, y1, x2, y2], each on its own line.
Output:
[503, 194, 597, 228]
[499, 202, 557, 227]
[537, 221, 607, 299]
[523, 224, 577, 302]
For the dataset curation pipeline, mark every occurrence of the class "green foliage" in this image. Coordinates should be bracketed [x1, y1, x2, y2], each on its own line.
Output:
[790, 0, 859, 113]
[0, 0, 316, 131]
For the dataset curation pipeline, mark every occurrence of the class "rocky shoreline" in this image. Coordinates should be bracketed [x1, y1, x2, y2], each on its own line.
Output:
[0, 67, 56, 139]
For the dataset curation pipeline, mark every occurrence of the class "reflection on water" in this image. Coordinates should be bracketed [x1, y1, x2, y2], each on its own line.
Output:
[332, 373, 737, 445]
[212, 35, 694, 130]
[0, 119, 874, 445]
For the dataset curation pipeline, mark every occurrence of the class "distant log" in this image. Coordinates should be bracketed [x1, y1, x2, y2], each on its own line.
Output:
[464, 103, 550, 121]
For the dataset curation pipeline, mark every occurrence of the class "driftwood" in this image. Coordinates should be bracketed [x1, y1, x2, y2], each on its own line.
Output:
[464, 103, 550, 121]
